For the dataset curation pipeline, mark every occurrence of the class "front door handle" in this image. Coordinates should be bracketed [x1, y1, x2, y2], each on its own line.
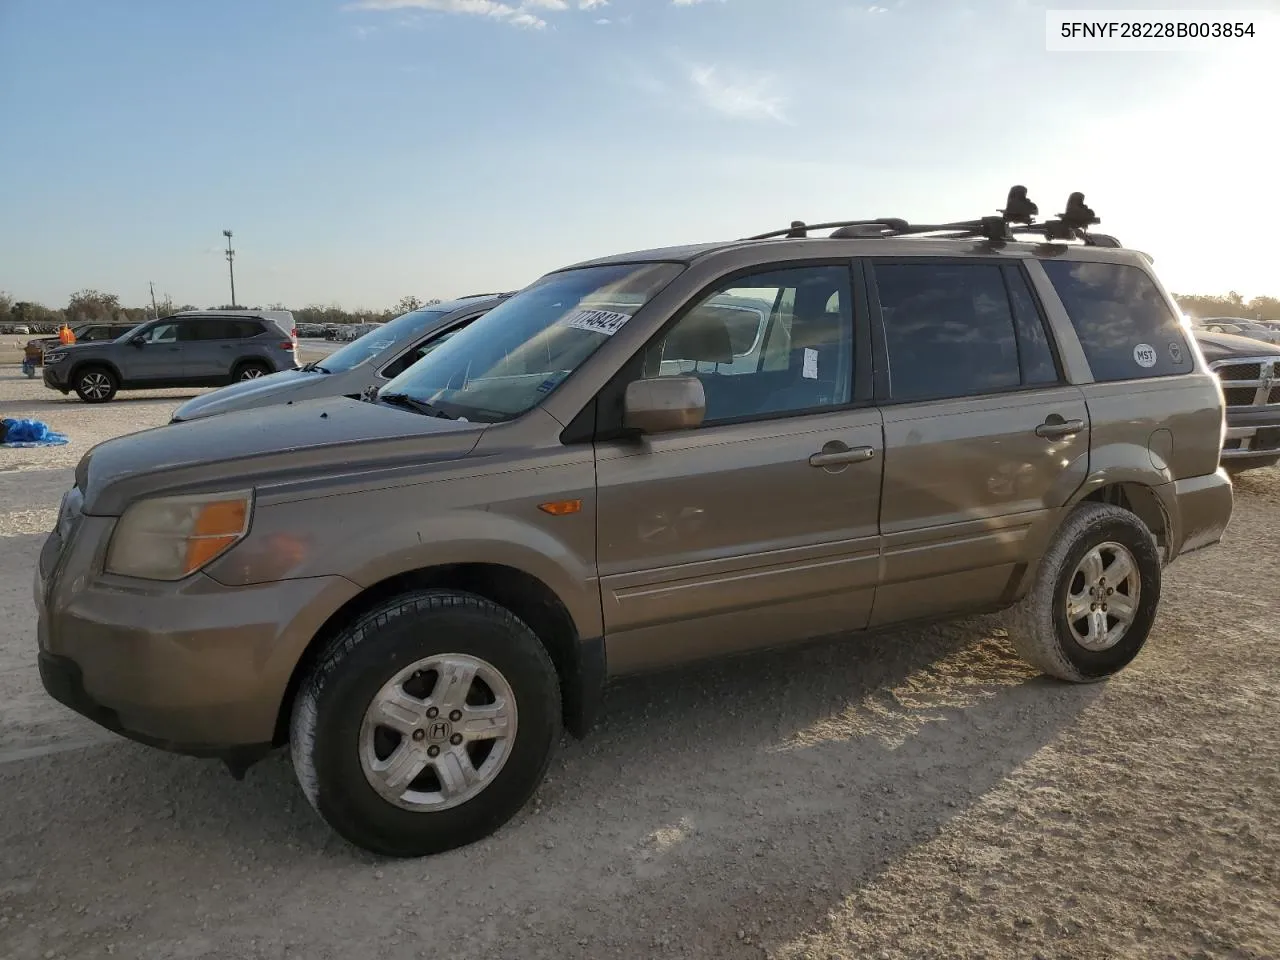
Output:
[1035, 416, 1085, 439]
[809, 445, 876, 468]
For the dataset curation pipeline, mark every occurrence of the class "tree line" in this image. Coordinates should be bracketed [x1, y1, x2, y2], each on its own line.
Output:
[3, 287, 1278, 335]
[0, 290, 441, 333]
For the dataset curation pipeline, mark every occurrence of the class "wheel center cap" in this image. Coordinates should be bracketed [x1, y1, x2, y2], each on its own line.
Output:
[423, 719, 453, 743]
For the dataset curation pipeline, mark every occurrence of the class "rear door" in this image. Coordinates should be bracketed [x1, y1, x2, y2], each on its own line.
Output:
[593, 262, 884, 673]
[184, 317, 264, 379]
[865, 258, 1090, 626]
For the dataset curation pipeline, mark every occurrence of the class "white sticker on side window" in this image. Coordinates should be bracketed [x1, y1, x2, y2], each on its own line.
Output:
[802, 347, 819, 380]
[1133, 343, 1158, 368]
[562, 309, 633, 337]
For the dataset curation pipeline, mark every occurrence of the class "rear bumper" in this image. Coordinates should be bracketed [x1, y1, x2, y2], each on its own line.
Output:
[1168, 469, 1234, 558]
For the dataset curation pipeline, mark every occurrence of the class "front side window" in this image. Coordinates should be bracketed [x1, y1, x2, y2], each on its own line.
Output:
[142, 322, 180, 343]
[380, 320, 477, 380]
[646, 265, 854, 422]
[1041, 259, 1193, 381]
[321, 308, 450, 374]
[380, 263, 683, 422]
[874, 262, 1023, 402]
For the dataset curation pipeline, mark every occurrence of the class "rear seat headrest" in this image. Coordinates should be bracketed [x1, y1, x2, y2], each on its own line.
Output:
[789, 311, 844, 350]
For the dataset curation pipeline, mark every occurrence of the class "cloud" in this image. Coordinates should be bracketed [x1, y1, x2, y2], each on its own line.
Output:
[689, 65, 788, 122]
[347, 0, 622, 29]
[348, 0, 544, 28]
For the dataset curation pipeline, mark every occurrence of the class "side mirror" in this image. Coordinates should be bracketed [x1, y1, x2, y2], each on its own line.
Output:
[623, 376, 706, 434]
[130, 335, 147, 347]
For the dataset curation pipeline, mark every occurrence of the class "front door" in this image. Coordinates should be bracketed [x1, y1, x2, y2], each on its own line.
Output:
[123, 320, 186, 382]
[594, 263, 884, 673]
[864, 258, 1090, 626]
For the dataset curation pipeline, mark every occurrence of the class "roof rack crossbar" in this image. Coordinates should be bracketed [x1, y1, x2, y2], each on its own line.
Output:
[743, 218, 909, 241]
[742, 187, 1120, 248]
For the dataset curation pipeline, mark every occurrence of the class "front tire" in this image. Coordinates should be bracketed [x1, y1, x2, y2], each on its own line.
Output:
[73, 367, 118, 403]
[289, 589, 561, 858]
[1006, 502, 1161, 682]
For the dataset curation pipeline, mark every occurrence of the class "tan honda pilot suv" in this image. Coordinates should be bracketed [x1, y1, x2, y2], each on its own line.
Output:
[35, 190, 1234, 857]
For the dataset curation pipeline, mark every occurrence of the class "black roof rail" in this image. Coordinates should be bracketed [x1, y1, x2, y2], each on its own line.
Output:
[742, 187, 1121, 248]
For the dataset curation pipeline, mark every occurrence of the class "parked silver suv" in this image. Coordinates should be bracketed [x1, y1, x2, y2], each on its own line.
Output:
[171, 295, 509, 422]
[42, 310, 299, 403]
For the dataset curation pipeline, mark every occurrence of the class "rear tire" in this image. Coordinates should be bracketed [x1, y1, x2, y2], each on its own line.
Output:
[73, 367, 118, 404]
[1006, 502, 1161, 682]
[289, 589, 561, 858]
[233, 361, 271, 382]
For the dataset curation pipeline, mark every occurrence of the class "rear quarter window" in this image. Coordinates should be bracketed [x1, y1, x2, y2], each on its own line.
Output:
[1041, 259, 1193, 381]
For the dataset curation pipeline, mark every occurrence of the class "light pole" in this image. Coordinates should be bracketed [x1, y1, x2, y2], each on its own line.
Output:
[222, 229, 237, 308]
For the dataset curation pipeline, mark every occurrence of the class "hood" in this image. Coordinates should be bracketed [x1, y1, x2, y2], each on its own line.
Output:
[1192, 329, 1280, 364]
[171, 368, 322, 421]
[79, 396, 484, 516]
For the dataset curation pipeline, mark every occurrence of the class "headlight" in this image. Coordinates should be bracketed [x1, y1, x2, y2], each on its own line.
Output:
[44, 351, 68, 364]
[105, 490, 253, 581]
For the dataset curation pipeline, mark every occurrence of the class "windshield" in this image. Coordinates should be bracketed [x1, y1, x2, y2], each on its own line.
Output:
[380, 262, 683, 422]
[320, 309, 449, 373]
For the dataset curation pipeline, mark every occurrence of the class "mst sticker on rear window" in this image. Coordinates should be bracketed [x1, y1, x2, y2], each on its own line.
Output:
[562, 309, 632, 336]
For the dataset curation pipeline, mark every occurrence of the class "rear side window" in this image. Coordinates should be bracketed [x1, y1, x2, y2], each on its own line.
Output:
[1005, 268, 1059, 386]
[188, 318, 265, 340]
[1041, 260, 1193, 381]
[874, 262, 1024, 402]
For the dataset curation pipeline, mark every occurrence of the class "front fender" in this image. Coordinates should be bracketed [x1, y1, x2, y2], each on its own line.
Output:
[206, 459, 602, 642]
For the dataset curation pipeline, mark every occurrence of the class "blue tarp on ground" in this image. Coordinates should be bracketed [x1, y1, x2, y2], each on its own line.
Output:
[1, 418, 69, 447]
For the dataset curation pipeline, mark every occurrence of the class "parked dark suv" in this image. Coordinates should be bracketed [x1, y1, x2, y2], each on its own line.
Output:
[25, 322, 137, 368]
[42, 311, 299, 403]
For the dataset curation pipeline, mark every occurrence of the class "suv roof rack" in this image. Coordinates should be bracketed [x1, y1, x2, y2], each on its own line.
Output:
[743, 187, 1122, 248]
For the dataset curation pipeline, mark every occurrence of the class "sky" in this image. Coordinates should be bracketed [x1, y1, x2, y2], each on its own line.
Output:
[1, 0, 1277, 311]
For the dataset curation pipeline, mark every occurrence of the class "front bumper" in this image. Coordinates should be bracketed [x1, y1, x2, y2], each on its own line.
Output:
[42, 363, 71, 390]
[35, 511, 361, 753]
[1222, 405, 1280, 461]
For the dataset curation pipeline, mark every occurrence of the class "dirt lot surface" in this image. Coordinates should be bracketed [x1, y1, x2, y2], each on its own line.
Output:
[1, 370, 1277, 960]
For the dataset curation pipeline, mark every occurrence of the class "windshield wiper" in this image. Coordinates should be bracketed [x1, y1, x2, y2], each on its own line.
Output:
[378, 393, 457, 419]
[301, 360, 331, 373]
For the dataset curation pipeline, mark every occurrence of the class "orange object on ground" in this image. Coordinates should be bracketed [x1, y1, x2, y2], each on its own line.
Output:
[58, 324, 76, 345]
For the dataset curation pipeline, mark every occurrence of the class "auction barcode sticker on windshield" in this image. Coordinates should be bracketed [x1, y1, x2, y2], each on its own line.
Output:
[563, 309, 633, 336]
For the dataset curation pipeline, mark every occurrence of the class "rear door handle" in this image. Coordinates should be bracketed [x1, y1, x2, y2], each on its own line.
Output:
[809, 445, 876, 467]
[1035, 417, 1085, 439]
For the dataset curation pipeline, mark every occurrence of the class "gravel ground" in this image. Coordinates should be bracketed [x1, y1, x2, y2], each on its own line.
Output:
[1, 369, 1277, 960]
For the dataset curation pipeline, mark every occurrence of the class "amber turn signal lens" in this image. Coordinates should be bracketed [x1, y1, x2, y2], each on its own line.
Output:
[538, 499, 583, 516]
[184, 499, 251, 573]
